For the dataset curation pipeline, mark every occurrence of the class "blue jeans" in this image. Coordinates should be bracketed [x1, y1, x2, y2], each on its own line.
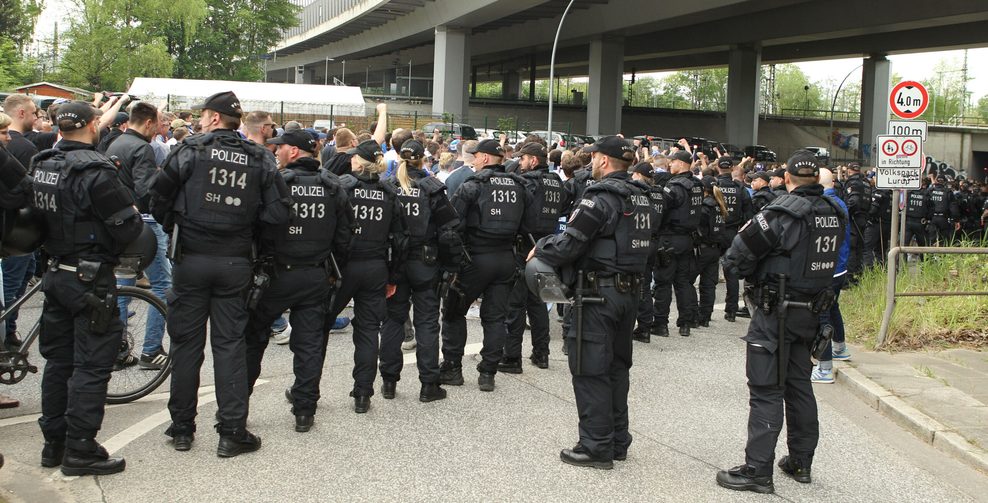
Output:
[117, 220, 172, 354]
[2, 253, 36, 336]
[818, 273, 847, 362]
[271, 315, 287, 332]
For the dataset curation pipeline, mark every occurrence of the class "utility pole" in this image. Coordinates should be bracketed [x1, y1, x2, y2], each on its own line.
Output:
[960, 49, 969, 123]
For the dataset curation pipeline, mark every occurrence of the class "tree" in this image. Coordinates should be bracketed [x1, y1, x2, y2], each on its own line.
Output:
[661, 68, 728, 111]
[774, 64, 824, 117]
[917, 59, 968, 125]
[0, 0, 43, 51]
[0, 37, 37, 89]
[976, 95, 988, 123]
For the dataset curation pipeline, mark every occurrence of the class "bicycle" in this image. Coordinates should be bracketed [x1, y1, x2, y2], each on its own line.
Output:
[0, 278, 172, 404]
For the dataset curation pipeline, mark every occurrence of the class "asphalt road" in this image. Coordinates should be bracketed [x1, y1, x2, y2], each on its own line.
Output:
[2, 287, 987, 503]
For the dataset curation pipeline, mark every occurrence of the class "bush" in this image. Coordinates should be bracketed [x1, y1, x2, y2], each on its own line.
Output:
[841, 251, 988, 350]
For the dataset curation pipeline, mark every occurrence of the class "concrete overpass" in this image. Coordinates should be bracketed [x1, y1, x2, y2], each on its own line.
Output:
[266, 0, 988, 162]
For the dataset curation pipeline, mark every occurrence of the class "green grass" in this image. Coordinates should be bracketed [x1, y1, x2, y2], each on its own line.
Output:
[841, 250, 988, 351]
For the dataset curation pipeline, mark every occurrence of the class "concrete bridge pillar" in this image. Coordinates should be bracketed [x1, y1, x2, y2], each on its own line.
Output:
[860, 54, 891, 165]
[726, 44, 761, 149]
[432, 26, 470, 119]
[586, 36, 624, 136]
[502, 71, 523, 100]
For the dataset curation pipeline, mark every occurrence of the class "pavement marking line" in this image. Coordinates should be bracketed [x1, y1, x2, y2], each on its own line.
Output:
[53, 379, 268, 481]
[0, 386, 219, 429]
[401, 342, 482, 365]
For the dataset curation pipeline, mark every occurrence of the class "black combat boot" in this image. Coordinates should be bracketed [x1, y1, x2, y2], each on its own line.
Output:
[381, 380, 397, 399]
[497, 356, 523, 374]
[439, 361, 464, 385]
[41, 440, 65, 467]
[61, 438, 125, 476]
[716, 464, 774, 494]
[777, 455, 812, 483]
[216, 428, 262, 458]
[419, 382, 447, 402]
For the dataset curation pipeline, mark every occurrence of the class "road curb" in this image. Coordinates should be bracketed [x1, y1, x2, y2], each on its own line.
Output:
[835, 365, 988, 474]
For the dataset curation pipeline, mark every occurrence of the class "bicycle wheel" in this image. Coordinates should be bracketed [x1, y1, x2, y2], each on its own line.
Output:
[106, 285, 172, 404]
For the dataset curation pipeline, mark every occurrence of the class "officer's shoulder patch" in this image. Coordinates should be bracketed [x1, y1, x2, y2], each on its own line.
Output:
[417, 175, 446, 195]
[579, 198, 595, 209]
[338, 174, 359, 190]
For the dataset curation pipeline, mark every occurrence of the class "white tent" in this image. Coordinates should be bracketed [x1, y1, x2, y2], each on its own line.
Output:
[126, 78, 365, 117]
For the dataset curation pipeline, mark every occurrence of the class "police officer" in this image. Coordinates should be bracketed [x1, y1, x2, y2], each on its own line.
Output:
[379, 140, 461, 402]
[843, 162, 871, 279]
[717, 150, 845, 494]
[904, 179, 930, 247]
[927, 173, 960, 245]
[653, 150, 702, 337]
[696, 176, 728, 326]
[714, 156, 753, 321]
[440, 139, 533, 392]
[243, 130, 351, 432]
[501, 142, 569, 372]
[630, 162, 665, 343]
[32, 101, 145, 475]
[149, 91, 291, 456]
[863, 186, 891, 267]
[529, 135, 651, 469]
[327, 138, 406, 413]
[769, 168, 788, 198]
[750, 172, 776, 213]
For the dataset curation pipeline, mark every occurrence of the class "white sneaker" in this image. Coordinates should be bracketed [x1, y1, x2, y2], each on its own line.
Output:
[272, 323, 292, 345]
[811, 366, 834, 384]
[401, 338, 417, 350]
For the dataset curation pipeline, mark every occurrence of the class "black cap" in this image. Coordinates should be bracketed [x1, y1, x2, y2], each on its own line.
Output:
[751, 172, 771, 182]
[399, 140, 425, 159]
[701, 175, 717, 191]
[772, 168, 787, 179]
[111, 112, 129, 127]
[632, 162, 654, 178]
[716, 156, 734, 169]
[786, 150, 820, 177]
[266, 130, 317, 154]
[54, 101, 96, 131]
[191, 91, 243, 118]
[668, 150, 692, 164]
[847, 162, 862, 171]
[587, 136, 635, 162]
[518, 142, 548, 158]
[467, 139, 505, 157]
[348, 139, 382, 163]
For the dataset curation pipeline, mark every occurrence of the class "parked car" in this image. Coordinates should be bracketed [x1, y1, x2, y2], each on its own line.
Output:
[744, 145, 778, 162]
[312, 119, 336, 131]
[803, 146, 830, 165]
[525, 130, 568, 149]
[722, 143, 745, 161]
[422, 122, 478, 140]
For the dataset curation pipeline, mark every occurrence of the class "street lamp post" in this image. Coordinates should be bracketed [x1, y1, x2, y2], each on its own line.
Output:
[547, 0, 576, 144]
[829, 64, 863, 151]
[325, 57, 334, 85]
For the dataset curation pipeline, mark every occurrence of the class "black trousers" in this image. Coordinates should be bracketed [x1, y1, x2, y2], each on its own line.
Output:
[634, 257, 656, 334]
[441, 250, 515, 374]
[38, 266, 122, 442]
[380, 258, 441, 384]
[846, 219, 867, 278]
[863, 219, 891, 268]
[904, 219, 928, 247]
[567, 285, 637, 461]
[504, 257, 550, 359]
[245, 266, 329, 416]
[695, 245, 721, 321]
[743, 307, 820, 475]
[326, 258, 388, 398]
[167, 254, 252, 434]
[653, 249, 697, 327]
[721, 227, 740, 315]
[930, 216, 953, 246]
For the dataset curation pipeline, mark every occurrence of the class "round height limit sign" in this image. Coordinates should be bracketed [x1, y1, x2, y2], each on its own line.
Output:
[889, 80, 929, 119]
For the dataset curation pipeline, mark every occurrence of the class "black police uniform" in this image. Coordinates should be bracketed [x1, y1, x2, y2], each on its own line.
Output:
[559, 167, 595, 340]
[904, 186, 930, 247]
[653, 171, 702, 336]
[696, 191, 727, 325]
[326, 168, 406, 410]
[503, 163, 569, 369]
[632, 177, 665, 341]
[535, 170, 652, 466]
[104, 129, 157, 213]
[245, 156, 351, 424]
[863, 188, 892, 267]
[379, 167, 461, 398]
[927, 179, 959, 245]
[33, 139, 144, 471]
[440, 163, 533, 389]
[843, 172, 871, 277]
[751, 185, 777, 213]
[719, 179, 845, 490]
[715, 172, 753, 319]
[149, 128, 291, 448]
[0, 144, 31, 222]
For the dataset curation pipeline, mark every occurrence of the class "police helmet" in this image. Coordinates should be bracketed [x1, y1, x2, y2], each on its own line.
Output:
[525, 257, 572, 304]
[115, 224, 158, 278]
[0, 207, 47, 258]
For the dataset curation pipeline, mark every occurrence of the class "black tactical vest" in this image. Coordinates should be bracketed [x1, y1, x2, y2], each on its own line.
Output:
[752, 187, 777, 213]
[698, 197, 726, 246]
[758, 194, 845, 296]
[664, 174, 702, 233]
[715, 176, 745, 227]
[275, 167, 340, 264]
[471, 170, 525, 238]
[30, 149, 113, 258]
[342, 173, 395, 255]
[177, 133, 264, 235]
[928, 185, 950, 216]
[906, 189, 927, 220]
[585, 177, 652, 274]
[394, 178, 433, 243]
[526, 168, 566, 236]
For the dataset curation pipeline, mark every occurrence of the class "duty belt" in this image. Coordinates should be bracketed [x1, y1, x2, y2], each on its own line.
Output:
[274, 262, 323, 271]
[583, 271, 639, 294]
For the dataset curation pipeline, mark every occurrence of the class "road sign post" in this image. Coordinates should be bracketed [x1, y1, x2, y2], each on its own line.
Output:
[889, 81, 929, 119]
